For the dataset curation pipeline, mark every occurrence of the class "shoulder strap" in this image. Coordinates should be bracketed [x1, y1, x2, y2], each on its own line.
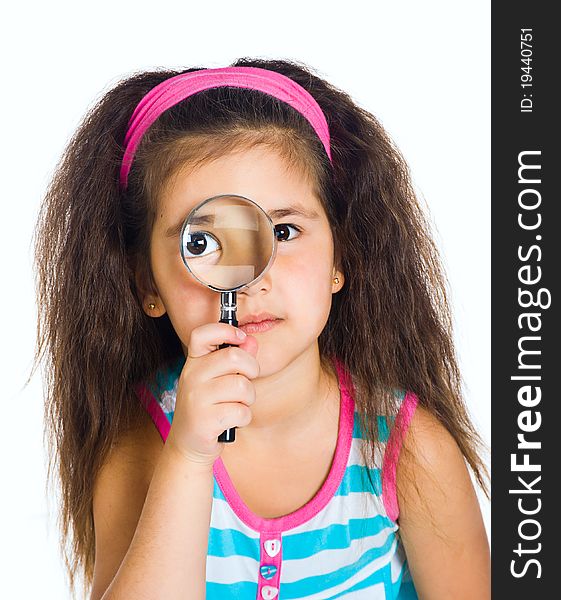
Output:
[381, 391, 419, 522]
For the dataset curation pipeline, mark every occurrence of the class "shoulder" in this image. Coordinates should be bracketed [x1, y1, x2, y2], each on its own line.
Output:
[395, 404, 491, 598]
[395, 404, 474, 521]
[91, 409, 164, 598]
[401, 404, 461, 473]
[381, 395, 465, 495]
[95, 407, 164, 485]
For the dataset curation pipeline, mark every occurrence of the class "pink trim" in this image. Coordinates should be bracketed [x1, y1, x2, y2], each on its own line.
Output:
[134, 383, 171, 442]
[382, 391, 419, 522]
[212, 359, 355, 533]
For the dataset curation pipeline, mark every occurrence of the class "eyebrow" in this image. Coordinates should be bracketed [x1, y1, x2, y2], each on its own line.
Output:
[164, 203, 321, 238]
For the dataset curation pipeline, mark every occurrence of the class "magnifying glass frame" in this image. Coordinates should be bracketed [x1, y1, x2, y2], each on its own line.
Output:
[179, 193, 277, 292]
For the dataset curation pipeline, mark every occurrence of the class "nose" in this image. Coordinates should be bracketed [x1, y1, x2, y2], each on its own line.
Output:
[238, 269, 272, 297]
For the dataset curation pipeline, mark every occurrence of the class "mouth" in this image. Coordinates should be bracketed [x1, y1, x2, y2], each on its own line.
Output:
[238, 313, 282, 334]
[239, 319, 281, 334]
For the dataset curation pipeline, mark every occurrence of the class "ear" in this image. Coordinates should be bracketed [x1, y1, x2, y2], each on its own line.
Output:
[134, 260, 166, 318]
[332, 269, 345, 294]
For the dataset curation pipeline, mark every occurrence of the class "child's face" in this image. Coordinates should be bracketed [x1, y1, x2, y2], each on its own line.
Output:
[143, 144, 344, 377]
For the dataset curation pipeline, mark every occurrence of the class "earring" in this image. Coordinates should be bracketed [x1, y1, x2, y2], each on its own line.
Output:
[148, 302, 156, 310]
[333, 277, 340, 285]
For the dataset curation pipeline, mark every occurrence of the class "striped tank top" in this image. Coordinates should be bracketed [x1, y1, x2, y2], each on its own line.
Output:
[135, 355, 420, 599]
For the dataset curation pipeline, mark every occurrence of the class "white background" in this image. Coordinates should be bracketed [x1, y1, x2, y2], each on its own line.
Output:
[0, 1, 490, 597]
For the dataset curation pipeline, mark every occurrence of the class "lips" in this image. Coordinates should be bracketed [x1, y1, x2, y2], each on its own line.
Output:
[239, 319, 281, 334]
[238, 312, 280, 327]
[238, 312, 282, 334]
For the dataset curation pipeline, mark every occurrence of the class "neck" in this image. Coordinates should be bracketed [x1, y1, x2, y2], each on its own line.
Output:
[237, 344, 338, 445]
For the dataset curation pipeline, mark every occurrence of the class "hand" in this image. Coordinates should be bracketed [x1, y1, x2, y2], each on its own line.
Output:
[166, 323, 259, 468]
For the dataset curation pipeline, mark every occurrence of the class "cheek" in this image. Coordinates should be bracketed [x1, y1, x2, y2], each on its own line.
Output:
[170, 285, 220, 349]
[276, 244, 334, 313]
[151, 245, 219, 337]
[291, 231, 334, 285]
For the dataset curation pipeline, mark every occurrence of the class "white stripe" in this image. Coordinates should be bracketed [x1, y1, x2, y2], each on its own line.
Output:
[390, 537, 408, 583]
[284, 536, 398, 600]
[209, 497, 260, 537]
[281, 525, 398, 582]
[287, 492, 390, 535]
[206, 553, 260, 584]
[348, 437, 386, 468]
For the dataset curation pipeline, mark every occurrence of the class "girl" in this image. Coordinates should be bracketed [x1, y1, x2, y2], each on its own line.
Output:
[33, 58, 490, 599]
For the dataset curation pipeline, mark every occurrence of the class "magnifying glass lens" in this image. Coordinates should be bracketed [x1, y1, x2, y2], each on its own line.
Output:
[180, 195, 275, 291]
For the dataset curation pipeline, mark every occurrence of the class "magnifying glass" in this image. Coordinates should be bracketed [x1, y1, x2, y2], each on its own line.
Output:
[179, 194, 277, 443]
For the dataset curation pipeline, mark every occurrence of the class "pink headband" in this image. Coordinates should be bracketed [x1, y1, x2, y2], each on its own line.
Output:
[119, 66, 332, 190]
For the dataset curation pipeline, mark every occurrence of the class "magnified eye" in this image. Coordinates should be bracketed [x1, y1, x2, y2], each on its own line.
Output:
[274, 223, 302, 242]
[183, 231, 221, 258]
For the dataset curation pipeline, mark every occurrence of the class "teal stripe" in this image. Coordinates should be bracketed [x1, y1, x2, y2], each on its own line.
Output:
[282, 515, 396, 560]
[149, 355, 184, 398]
[395, 579, 419, 599]
[352, 385, 407, 442]
[280, 533, 396, 598]
[352, 414, 393, 443]
[207, 527, 260, 559]
[212, 479, 227, 501]
[336, 464, 382, 496]
[377, 416, 390, 443]
[206, 579, 257, 599]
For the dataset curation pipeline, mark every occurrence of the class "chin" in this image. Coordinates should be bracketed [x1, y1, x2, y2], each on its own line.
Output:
[254, 338, 314, 379]
[251, 342, 283, 377]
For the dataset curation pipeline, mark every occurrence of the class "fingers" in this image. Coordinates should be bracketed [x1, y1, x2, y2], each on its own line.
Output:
[187, 322, 249, 359]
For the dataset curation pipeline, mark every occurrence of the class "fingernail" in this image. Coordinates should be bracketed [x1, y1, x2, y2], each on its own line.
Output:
[236, 328, 247, 339]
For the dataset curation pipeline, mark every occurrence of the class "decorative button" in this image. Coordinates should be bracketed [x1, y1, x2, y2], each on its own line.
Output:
[264, 539, 281, 557]
[260, 564, 278, 580]
[261, 586, 279, 599]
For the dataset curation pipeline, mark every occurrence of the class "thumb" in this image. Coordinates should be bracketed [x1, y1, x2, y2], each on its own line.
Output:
[237, 334, 259, 357]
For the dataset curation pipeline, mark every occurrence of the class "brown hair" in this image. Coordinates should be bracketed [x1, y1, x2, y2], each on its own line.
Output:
[31, 57, 489, 597]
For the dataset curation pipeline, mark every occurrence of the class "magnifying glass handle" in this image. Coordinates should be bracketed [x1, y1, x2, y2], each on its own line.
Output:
[217, 329, 237, 443]
[217, 291, 237, 443]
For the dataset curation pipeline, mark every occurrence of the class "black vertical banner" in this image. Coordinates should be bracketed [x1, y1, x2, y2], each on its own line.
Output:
[492, 3, 558, 597]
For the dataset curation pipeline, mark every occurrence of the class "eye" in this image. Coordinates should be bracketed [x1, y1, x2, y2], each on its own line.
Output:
[182, 231, 221, 258]
[274, 223, 302, 242]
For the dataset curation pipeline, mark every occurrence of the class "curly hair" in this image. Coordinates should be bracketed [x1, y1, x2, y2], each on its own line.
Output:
[31, 57, 489, 597]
